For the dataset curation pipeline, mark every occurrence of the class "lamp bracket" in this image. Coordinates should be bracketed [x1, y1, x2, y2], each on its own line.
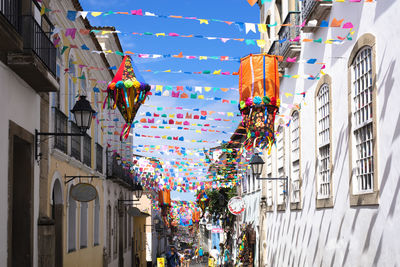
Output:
[35, 129, 85, 161]
[64, 175, 100, 184]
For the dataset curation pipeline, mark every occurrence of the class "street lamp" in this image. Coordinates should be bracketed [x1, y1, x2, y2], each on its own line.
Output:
[70, 95, 96, 133]
[134, 182, 143, 200]
[249, 154, 265, 178]
[35, 95, 95, 160]
[249, 153, 289, 195]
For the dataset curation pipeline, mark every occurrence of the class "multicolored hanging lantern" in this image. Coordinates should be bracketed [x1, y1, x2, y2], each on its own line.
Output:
[105, 55, 151, 140]
[238, 54, 280, 150]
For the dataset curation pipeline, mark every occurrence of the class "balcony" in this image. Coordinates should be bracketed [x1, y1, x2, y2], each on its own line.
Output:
[278, 12, 301, 68]
[6, 15, 58, 92]
[106, 153, 135, 190]
[70, 121, 81, 161]
[301, 0, 332, 33]
[53, 107, 68, 154]
[96, 143, 103, 174]
[0, 0, 23, 50]
[267, 40, 279, 56]
[83, 134, 91, 167]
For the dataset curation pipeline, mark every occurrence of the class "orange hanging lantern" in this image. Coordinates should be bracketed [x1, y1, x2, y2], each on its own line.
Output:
[238, 54, 280, 150]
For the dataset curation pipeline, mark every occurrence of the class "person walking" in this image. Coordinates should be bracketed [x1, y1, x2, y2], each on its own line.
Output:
[210, 246, 220, 267]
[198, 246, 204, 263]
[223, 245, 231, 267]
[166, 246, 181, 267]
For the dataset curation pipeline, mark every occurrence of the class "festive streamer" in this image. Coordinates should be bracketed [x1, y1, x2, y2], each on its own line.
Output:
[45, 7, 358, 34]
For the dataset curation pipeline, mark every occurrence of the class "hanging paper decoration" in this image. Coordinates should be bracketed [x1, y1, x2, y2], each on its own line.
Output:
[106, 55, 151, 140]
[239, 54, 280, 150]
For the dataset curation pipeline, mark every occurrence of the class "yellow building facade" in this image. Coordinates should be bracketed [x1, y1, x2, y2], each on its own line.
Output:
[45, 0, 124, 266]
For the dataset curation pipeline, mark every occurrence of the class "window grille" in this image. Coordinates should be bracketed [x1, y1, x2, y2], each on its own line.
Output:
[83, 134, 91, 167]
[70, 122, 81, 161]
[54, 107, 68, 153]
[352, 47, 374, 193]
[317, 84, 331, 199]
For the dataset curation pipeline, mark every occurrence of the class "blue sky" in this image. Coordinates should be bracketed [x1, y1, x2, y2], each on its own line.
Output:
[80, 0, 260, 201]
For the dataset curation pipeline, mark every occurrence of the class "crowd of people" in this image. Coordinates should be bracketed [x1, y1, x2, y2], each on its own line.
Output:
[165, 244, 232, 267]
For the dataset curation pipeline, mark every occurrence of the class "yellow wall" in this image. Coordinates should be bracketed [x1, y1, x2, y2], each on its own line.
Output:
[48, 158, 104, 267]
[133, 216, 147, 267]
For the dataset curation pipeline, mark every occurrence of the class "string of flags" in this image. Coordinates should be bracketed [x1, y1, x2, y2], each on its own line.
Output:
[55, 28, 353, 48]
[42, 4, 360, 34]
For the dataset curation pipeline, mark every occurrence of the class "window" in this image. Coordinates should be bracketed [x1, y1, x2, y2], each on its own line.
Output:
[124, 207, 127, 250]
[348, 35, 378, 206]
[290, 110, 301, 205]
[107, 205, 112, 262]
[113, 205, 118, 258]
[80, 202, 88, 248]
[276, 125, 286, 207]
[54, 107, 68, 153]
[68, 188, 77, 252]
[96, 143, 103, 173]
[242, 174, 247, 194]
[70, 122, 81, 161]
[352, 47, 373, 193]
[266, 154, 273, 208]
[94, 196, 100, 246]
[68, 55, 76, 120]
[83, 134, 91, 167]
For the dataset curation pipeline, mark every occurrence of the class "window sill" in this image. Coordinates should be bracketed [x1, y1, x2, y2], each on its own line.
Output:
[316, 197, 334, 209]
[290, 202, 302, 210]
[350, 191, 379, 206]
[265, 206, 273, 212]
[277, 204, 286, 211]
[80, 245, 87, 249]
[68, 248, 76, 253]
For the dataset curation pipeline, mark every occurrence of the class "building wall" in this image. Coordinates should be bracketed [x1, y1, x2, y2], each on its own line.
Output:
[0, 60, 41, 266]
[260, 1, 400, 267]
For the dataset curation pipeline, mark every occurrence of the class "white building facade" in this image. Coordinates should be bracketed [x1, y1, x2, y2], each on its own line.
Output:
[259, 0, 400, 266]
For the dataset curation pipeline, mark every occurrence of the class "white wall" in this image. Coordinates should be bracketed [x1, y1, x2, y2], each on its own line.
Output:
[0, 61, 41, 266]
[260, 1, 400, 267]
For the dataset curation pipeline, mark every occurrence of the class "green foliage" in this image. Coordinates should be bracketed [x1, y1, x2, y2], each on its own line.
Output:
[205, 187, 237, 216]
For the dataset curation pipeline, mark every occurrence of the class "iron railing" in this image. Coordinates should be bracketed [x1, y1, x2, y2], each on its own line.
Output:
[53, 107, 68, 154]
[70, 121, 81, 161]
[106, 152, 135, 189]
[0, 0, 21, 32]
[83, 134, 91, 167]
[21, 15, 56, 76]
[268, 40, 280, 56]
[278, 12, 301, 57]
[96, 143, 103, 173]
[301, 0, 318, 23]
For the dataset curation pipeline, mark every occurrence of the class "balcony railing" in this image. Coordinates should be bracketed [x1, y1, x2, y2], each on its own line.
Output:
[301, 0, 332, 32]
[0, 0, 21, 32]
[70, 121, 81, 161]
[267, 40, 280, 56]
[106, 153, 135, 189]
[96, 143, 103, 173]
[278, 12, 301, 57]
[21, 15, 56, 76]
[53, 107, 68, 154]
[83, 134, 91, 167]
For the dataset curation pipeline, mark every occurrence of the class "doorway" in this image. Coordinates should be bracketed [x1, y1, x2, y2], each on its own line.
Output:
[52, 179, 63, 267]
[8, 121, 34, 267]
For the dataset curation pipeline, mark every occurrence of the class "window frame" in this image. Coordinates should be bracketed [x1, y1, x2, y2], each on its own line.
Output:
[276, 122, 286, 211]
[290, 108, 302, 210]
[347, 33, 379, 206]
[67, 186, 77, 253]
[314, 75, 334, 208]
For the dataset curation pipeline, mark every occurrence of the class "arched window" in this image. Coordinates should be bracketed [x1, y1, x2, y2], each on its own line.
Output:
[348, 34, 378, 206]
[113, 205, 118, 258]
[80, 202, 88, 248]
[93, 196, 100, 246]
[67, 188, 77, 252]
[68, 54, 76, 120]
[106, 204, 112, 262]
[276, 125, 286, 208]
[315, 76, 333, 208]
[290, 110, 301, 207]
